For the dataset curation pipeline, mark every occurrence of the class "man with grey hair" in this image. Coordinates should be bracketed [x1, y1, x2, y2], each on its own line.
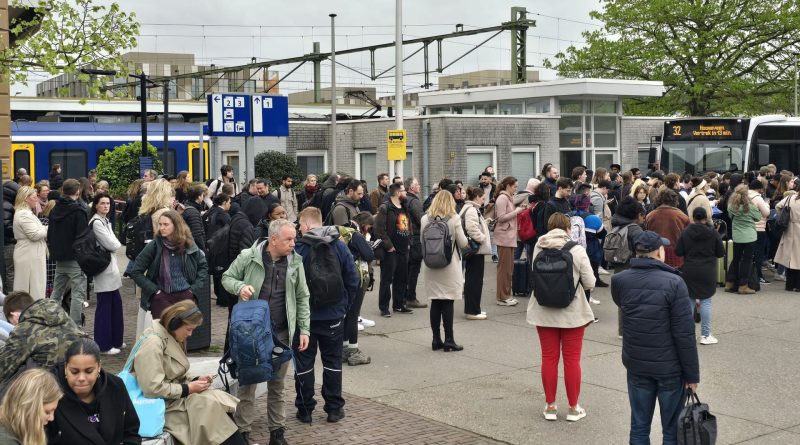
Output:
[403, 177, 426, 308]
[222, 218, 311, 445]
[143, 169, 158, 182]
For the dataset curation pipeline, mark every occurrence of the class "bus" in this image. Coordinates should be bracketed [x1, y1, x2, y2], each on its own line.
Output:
[657, 115, 800, 175]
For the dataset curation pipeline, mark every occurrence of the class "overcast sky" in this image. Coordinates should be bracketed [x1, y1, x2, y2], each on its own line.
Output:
[16, 0, 605, 97]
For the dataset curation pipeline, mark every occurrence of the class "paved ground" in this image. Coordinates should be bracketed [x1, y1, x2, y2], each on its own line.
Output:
[93, 253, 800, 444]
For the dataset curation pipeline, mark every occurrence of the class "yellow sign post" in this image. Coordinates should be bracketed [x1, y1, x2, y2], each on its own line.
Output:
[387, 129, 407, 160]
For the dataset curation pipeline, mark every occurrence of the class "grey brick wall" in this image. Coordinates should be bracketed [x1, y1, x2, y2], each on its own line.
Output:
[620, 117, 667, 170]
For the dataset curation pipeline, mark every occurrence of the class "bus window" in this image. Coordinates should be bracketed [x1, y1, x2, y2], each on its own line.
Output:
[50, 150, 87, 179]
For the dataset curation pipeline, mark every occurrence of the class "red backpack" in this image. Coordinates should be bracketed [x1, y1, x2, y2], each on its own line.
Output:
[517, 202, 540, 242]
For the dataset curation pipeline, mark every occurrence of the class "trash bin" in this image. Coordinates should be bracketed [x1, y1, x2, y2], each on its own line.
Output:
[187, 280, 211, 351]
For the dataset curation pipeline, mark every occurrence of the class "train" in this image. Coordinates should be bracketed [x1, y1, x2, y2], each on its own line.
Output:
[10, 121, 210, 183]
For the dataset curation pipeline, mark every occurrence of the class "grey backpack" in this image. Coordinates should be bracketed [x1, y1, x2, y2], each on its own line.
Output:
[422, 216, 454, 269]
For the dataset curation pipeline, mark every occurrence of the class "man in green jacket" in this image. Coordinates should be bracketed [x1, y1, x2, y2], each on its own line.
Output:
[222, 218, 310, 445]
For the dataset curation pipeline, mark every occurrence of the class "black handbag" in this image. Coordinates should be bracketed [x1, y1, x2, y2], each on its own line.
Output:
[678, 389, 717, 445]
[73, 220, 112, 277]
[460, 207, 481, 259]
[774, 195, 793, 239]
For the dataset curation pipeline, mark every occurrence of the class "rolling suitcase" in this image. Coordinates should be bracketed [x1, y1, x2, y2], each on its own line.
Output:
[716, 240, 733, 286]
[512, 259, 531, 296]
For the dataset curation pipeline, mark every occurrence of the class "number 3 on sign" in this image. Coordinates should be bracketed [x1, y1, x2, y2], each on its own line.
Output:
[672, 125, 682, 136]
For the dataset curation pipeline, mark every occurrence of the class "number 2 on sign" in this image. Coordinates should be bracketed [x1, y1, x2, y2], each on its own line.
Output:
[672, 125, 682, 136]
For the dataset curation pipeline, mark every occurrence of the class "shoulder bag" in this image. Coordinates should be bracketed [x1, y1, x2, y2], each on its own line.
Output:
[118, 335, 167, 438]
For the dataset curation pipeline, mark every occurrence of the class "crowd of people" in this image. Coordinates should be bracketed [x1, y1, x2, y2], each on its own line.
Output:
[0, 158, 796, 445]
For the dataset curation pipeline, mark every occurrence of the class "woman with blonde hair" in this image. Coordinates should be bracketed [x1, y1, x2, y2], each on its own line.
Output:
[139, 178, 176, 230]
[0, 368, 63, 445]
[630, 180, 650, 215]
[130, 210, 207, 319]
[12, 186, 48, 299]
[726, 183, 769, 294]
[686, 177, 714, 227]
[132, 300, 243, 445]
[421, 190, 468, 351]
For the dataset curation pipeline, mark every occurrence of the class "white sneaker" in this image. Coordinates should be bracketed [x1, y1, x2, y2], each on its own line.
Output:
[543, 404, 558, 421]
[83, 301, 90, 308]
[774, 273, 787, 282]
[566, 405, 587, 422]
[357, 323, 365, 331]
[102, 348, 121, 355]
[496, 298, 518, 306]
[700, 335, 719, 345]
[598, 267, 610, 275]
[466, 313, 487, 320]
[358, 317, 376, 327]
[480, 311, 487, 315]
[589, 297, 601, 305]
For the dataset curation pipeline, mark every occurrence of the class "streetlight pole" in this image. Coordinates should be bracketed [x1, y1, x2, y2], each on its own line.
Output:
[394, 0, 403, 178]
[129, 73, 149, 158]
[330, 13, 337, 174]
[794, 53, 798, 116]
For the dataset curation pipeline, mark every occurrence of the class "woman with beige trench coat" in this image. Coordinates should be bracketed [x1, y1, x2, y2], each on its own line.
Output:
[131, 300, 244, 445]
[422, 190, 468, 352]
[12, 186, 47, 299]
[775, 183, 800, 291]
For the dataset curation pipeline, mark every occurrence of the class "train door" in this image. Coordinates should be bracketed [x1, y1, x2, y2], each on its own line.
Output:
[188, 142, 209, 182]
[11, 144, 34, 181]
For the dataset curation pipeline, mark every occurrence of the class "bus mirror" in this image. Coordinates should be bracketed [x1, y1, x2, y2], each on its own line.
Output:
[758, 144, 770, 167]
[648, 145, 657, 164]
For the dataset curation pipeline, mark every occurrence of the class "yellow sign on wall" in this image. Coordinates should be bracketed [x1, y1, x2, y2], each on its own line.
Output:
[387, 129, 407, 160]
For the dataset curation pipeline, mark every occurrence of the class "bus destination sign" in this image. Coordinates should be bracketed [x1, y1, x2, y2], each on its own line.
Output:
[664, 120, 746, 141]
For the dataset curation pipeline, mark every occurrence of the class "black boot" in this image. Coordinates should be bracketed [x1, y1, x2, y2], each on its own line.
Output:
[269, 427, 290, 445]
[443, 338, 463, 352]
[432, 333, 444, 351]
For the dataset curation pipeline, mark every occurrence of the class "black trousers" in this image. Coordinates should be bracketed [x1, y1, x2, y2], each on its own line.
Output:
[213, 274, 234, 307]
[463, 254, 484, 315]
[430, 300, 455, 341]
[379, 250, 409, 311]
[294, 319, 345, 413]
[406, 241, 422, 302]
[755, 232, 768, 279]
[344, 285, 366, 344]
[728, 241, 756, 286]
[786, 268, 800, 291]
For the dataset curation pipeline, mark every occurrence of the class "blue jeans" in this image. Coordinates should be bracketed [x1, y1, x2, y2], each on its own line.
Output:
[627, 371, 686, 445]
[697, 298, 712, 337]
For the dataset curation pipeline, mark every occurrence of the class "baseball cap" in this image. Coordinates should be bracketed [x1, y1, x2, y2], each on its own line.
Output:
[634, 230, 670, 253]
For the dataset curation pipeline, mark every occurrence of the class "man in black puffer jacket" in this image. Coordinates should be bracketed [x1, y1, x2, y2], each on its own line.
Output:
[611, 231, 699, 445]
[181, 185, 207, 251]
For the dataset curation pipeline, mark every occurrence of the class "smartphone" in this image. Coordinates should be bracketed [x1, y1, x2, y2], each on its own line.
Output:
[210, 374, 218, 380]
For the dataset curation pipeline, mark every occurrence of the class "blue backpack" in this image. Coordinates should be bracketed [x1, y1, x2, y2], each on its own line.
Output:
[228, 300, 293, 386]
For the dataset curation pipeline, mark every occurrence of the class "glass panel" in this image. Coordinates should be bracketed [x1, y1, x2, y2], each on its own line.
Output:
[560, 151, 583, 175]
[559, 115, 583, 147]
[585, 116, 593, 147]
[402, 151, 413, 177]
[50, 150, 87, 180]
[467, 152, 493, 186]
[559, 99, 584, 114]
[595, 151, 616, 171]
[224, 153, 241, 178]
[191, 148, 204, 182]
[511, 151, 536, 183]
[451, 106, 465, 114]
[661, 141, 745, 174]
[297, 155, 324, 178]
[475, 103, 497, 115]
[428, 107, 448, 115]
[158, 149, 177, 176]
[13, 150, 30, 175]
[525, 99, 550, 114]
[359, 152, 376, 184]
[637, 149, 651, 172]
[499, 103, 523, 115]
[592, 100, 616, 114]
[460, 106, 475, 115]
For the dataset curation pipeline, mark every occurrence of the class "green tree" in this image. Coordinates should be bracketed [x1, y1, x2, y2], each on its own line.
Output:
[254, 151, 302, 190]
[546, 0, 800, 116]
[1, 0, 139, 97]
[96, 142, 162, 198]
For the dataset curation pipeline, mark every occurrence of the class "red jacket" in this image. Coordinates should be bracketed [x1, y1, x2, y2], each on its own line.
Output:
[645, 206, 689, 268]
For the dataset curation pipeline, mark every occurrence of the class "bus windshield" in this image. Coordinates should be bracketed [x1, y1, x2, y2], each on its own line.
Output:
[660, 140, 745, 175]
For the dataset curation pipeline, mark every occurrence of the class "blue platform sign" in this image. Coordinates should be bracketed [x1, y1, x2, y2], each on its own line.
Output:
[208, 93, 251, 136]
[251, 95, 289, 137]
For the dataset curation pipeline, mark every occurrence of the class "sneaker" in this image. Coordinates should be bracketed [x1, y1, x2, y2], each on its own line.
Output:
[358, 317, 376, 327]
[342, 347, 354, 363]
[394, 307, 414, 314]
[592, 317, 599, 323]
[543, 404, 558, 421]
[295, 410, 312, 423]
[566, 405, 587, 422]
[465, 313, 487, 320]
[480, 311, 487, 315]
[406, 299, 428, 308]
[380, 310, 392, 318]
[492, 255, 498, 263]
[700, 335, 719, 345]
[589, 297, 601, 305]
[598, 266, 610, 275]
[759, 277, 770, 284]
[347, 348, 371, 366]
[327, 408, 345, 423]
[102, 348, 121, 355]
[82, 301, 90, 308]
[496, 298, 518, 306]
[357, 323, 364, 331]
[774, 273, 787, 282]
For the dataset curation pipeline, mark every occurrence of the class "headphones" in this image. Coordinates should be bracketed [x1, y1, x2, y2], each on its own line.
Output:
[168, 307, 200, 331]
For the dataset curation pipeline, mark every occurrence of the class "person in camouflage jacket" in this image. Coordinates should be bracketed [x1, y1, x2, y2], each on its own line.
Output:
[0, 291, 85, 383]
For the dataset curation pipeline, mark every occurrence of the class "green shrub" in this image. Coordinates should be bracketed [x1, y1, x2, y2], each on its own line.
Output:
[254, 151, 303, 190]
[96, 142, 162, 198]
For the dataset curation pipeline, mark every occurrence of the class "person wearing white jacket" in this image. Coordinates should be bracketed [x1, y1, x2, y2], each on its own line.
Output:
[12, 186, 48, 300]
[89, 193, 124, 355]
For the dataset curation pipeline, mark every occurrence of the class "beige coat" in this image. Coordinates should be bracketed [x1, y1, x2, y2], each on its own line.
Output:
[749, 190, 770, 232]
[460, 201, 491, 255]
[132, 323, 239, 445]
[421, 214, 469, 300]
[686, 190, 713, 225]
[526, 229, 596, 328]
[775, 194, 800, 270]
[12, 208, 47, 299]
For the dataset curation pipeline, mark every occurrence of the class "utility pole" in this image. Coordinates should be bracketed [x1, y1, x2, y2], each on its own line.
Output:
[330, 14, 338, 174]
[394, 0, 403, 178]
[795, 53, 798, 116]
[163, 81, 169, 174]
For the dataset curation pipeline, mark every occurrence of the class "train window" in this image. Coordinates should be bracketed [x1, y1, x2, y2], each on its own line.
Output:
[50, 150, 87, 180]
[163, 149, 177, 176]
[13, 150, 31, 177]
[191, 148, 204, 182]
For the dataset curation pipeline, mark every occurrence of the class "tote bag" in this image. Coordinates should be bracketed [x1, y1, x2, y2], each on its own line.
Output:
[118, 335, 166, 438]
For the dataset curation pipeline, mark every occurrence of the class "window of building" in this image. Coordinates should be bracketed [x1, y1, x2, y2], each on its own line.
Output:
[525, 98, 550, 114]
[466, 146, 497, 186]
[559, 116, 583, 148]
[594, 150, 617, 171]
[637, 145, 652, 172]
[392, 149, 413, 178]
[191, 78, 205, 98]
[167, 80, 177, 99]
[559, 100, 584, 114]
[499, 102, 523, 115]
[50, 150, 87, 179]
[558, 99, 620, 166]
[222, 152, 240, 179]
[559, 150, 585, 175]
[511, 147, 539, 182]
[475, 103, 497, 115]
[355, 150, 377, 184]
[296, 151, 327, 178]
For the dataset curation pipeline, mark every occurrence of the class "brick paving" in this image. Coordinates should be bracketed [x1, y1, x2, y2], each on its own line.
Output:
[87, 271, 507, 445]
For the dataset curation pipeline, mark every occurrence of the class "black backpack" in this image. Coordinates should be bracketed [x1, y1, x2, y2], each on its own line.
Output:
[206, 224, 232, 276]
[297, 236, 344, 308]
[124, 213, 154, 260]
[202, 206, 222, 238]
[73, 220, 112, 276]
[532, 241, 581, 308]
